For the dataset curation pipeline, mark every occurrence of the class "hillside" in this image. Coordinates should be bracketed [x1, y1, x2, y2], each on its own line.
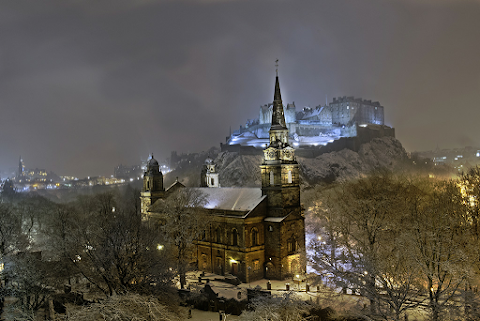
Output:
[166, 137, 429, 188]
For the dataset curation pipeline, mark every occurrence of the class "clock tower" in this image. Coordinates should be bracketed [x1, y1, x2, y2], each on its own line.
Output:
[261, 65, 305, 280]
[260, 68, 300, 217]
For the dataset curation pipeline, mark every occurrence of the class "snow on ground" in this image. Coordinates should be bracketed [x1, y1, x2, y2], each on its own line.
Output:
[181, 271, 430, 321]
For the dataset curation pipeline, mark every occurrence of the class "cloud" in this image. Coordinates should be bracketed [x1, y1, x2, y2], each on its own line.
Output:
[1, 0, 480, 176]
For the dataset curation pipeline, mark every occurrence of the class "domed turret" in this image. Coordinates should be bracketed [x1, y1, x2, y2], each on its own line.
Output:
[141, 154, 165, 214]
[146, 154, 160, 175]
[200, 156, 219, 188]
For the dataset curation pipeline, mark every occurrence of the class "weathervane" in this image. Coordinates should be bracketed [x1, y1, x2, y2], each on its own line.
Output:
[275, 59, 279, 76]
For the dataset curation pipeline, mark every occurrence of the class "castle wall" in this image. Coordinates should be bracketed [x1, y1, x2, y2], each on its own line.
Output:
[223, 124, 394, 158]
[290, 124, 340, 137]
[330, 97, 385, 126]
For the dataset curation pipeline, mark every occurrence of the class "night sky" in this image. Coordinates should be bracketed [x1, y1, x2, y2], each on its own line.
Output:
[1, 0, 480, 178]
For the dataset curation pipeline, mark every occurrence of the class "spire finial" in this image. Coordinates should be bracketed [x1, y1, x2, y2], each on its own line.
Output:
[275, 59, 279, 76]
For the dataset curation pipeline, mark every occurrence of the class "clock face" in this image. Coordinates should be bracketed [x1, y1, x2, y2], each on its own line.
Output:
[267, 149, 276, 159]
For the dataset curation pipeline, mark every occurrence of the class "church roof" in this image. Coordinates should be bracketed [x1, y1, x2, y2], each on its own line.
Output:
[147, 154, 159, 167]
[193, 187, 265, 212]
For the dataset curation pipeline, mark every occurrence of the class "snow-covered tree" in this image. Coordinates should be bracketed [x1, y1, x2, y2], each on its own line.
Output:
[151, 188, 208, 289]
[309, 173, 423, 320]
[59, 293, 184, 321]
[239, 292, 310, 321]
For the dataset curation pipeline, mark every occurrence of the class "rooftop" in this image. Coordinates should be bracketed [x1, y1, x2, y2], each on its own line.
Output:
[193, 187, 264, 212]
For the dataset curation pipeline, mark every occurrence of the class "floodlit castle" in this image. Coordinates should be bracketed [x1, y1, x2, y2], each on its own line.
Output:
[225, 92, 391, 151]
[141, 69, 306, 283]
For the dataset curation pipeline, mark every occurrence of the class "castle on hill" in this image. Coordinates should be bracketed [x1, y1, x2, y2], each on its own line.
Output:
[224, 92, 393, 151]
[141, 70, 306, 283]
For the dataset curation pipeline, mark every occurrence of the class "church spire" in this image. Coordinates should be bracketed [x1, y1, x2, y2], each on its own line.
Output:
[267, 61, 289, 148]
[271, 60, 287, 129]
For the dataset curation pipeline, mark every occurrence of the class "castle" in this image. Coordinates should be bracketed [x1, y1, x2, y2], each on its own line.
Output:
[141, 70, 306, 283]
[225, 94, 388, 150]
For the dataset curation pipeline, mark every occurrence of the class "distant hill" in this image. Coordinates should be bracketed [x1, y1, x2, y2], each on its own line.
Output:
[165, 137, 448, 188]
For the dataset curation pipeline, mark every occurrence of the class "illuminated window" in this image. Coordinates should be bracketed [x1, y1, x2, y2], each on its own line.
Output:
[253, 260, 259, 271]
[270, 171, 274, 185]
[288, 170, 292, 184]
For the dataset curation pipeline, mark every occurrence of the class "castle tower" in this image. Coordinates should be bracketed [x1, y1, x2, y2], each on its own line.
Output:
[201, 157, 219, 188]
[140, 154, 164, 214]
[261, 66, 305, 280]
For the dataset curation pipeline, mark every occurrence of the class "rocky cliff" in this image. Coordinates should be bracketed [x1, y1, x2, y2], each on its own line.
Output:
[166, 137, 415, 187]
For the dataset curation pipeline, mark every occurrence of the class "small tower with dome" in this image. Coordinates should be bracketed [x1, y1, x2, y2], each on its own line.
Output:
[201, 157, 219, 188]
[141, 154, 164, 214]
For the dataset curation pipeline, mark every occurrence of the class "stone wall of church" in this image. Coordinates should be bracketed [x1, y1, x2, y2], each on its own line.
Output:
[195, 204, 269, 283]
[280, 215, 306, 278]
[264, 221, 283, 280]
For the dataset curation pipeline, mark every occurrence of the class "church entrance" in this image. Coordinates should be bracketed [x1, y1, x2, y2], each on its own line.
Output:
[265, 262, 275, 279]
[231, 262, 238, 275]
[215, 257, 223, 275]
[290, 259, 299, 274]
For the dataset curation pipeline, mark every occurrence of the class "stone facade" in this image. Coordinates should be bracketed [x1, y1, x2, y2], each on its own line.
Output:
[329, 96, 384, 126]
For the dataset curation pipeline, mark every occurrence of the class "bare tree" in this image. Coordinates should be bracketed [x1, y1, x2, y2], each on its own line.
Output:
[1, 252, 58, 318]
[43, 190, 176, 297]
[406, 179, 471, 321]
[458, 166, 480, 319]
[309, 173, 424, 321]
[151, 188, 208, 289]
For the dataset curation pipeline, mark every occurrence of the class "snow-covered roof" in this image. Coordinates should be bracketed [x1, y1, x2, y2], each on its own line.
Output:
[301, 106, 324, 119]
[264, 214, 290, 223]
[192, 187, 264, 213]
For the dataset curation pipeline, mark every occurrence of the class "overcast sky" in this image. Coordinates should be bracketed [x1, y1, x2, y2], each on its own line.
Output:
[1, 0, 480, 177]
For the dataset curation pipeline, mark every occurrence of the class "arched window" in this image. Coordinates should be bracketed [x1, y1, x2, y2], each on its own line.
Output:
[251, 228, 259, 246]
[287, 238, 296, 253]
[288, 170, 292, 184]
[232, 229, 238, 246]
[270, 171, 274, 186]
[147, 180, 150, 190]
[211, 178, 215, 186]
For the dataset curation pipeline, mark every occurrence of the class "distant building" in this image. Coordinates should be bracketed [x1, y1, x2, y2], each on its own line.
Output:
[15, 157, 49, 184]
[17, 156, 25, 182]
[114, 164, 142, 180]
[200, 157, 219, 188]
[141, 70, 306, 283]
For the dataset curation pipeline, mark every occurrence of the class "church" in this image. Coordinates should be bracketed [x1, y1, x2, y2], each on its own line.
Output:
[141, 70, 306, 283]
